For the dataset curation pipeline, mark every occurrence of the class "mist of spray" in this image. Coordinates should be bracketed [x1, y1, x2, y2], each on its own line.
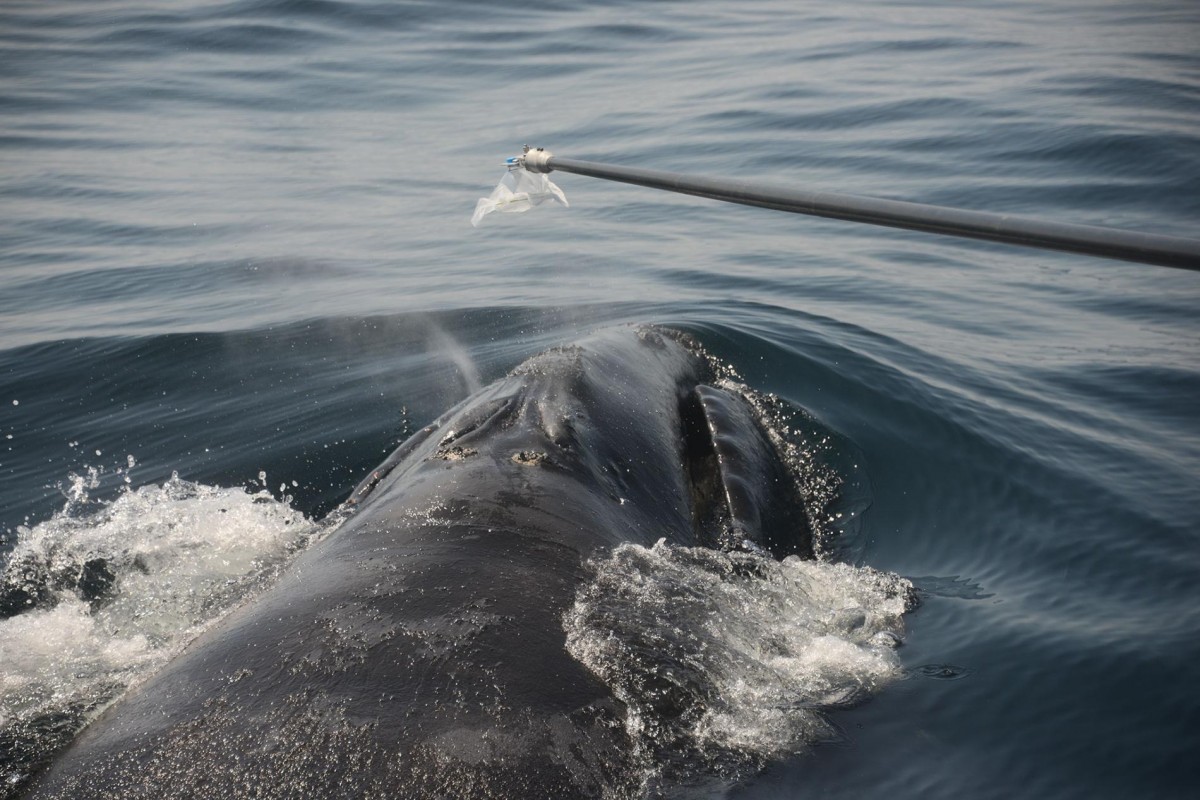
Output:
[426, 321, 481, 395]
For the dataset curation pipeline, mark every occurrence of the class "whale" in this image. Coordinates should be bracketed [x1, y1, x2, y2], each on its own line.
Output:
[25, 325, 813, 799]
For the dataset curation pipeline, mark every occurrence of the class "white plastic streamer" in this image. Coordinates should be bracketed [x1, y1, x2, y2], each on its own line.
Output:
[471, 167, 568, 227]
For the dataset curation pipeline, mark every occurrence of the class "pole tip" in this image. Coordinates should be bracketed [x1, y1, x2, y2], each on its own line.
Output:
[522, 146, 554, 173]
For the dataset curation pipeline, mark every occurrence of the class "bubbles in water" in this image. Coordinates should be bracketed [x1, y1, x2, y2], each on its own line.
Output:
[564, 540, 911, 787]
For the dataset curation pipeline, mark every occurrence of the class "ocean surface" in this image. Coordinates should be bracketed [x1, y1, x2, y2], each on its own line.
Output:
[1, 0, 1198, 796]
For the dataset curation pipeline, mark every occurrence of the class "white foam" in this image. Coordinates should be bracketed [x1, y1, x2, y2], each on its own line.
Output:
[564, 540, 911, 781]
[0, 600, 151, 723]
[0, 473, 319, 777]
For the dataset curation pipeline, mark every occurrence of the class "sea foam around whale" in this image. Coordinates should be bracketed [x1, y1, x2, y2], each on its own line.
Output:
[0, 470, 318, 791]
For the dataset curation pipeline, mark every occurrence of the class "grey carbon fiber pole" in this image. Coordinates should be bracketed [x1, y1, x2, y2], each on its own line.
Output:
[520, 148, 1200, 271]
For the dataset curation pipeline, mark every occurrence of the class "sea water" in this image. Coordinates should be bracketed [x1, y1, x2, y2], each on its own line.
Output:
[2, 1, 1198, 797]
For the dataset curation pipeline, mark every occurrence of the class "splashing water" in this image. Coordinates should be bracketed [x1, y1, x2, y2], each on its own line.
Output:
[564, 540, 912, 792]
[0, 474, 320, 789]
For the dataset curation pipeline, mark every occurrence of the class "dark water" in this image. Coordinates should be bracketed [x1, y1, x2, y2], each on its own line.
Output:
[2, 0, 1198, 797]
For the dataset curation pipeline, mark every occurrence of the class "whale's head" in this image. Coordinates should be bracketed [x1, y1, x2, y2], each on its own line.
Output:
[346, 325, 813, 560]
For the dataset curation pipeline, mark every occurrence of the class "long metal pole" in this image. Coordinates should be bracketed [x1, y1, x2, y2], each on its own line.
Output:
[520, 149, 1200, 271]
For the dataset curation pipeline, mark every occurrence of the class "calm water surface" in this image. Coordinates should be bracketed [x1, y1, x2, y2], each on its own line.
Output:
[1, 0, 1198, 797]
